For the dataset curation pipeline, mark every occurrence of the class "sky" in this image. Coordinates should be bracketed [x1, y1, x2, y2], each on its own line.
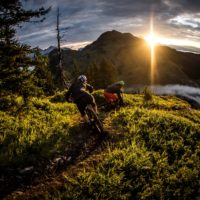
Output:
[17, 0, 200, 50]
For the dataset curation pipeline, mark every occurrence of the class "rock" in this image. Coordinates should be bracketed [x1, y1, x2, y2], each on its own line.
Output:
[67, 156, 72, 162]
[0, 176, 4, 182]
[19, 166, 34, 174]
[14, 191, 24, 196]
[53, 157, 62, 163]
[16, 175, 23, 180]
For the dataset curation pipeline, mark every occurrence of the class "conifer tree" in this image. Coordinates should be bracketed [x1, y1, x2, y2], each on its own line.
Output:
[0, 0, 50, 99]
[32, 48, 55, 95]
[84, 58, 117, 89]
[86, 63, 95, 86]
[71, 59, 81, 77]
[98, 57, 117, 88]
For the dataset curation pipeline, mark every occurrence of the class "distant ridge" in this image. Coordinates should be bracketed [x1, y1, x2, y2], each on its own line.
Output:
[168, 45, 200, 54]
[41, 46, 56, 55]
[48, 30, 200, 87]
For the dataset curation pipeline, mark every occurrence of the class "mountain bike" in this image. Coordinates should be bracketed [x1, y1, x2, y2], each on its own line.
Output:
[100, 99, 125, 112]
[85, 104, 104, 134]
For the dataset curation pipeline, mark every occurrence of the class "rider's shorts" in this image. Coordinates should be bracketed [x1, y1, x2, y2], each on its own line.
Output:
[104, 91, 118, 103]
[75, 92, 96, 116]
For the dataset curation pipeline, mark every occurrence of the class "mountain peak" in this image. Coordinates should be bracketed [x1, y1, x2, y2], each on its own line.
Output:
[48, 30, 200, 88]
[97, 30, 135, 42]
[84, 30, 137, 50]
[41, 46, 56, 55]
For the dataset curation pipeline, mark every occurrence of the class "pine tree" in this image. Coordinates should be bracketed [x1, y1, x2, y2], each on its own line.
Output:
[85, 61, 100, 88]
[84, 58, 117, 89]
[0, 0, 50, 99]
[98, 57, 117, 88]
[32, 48, 55, 95]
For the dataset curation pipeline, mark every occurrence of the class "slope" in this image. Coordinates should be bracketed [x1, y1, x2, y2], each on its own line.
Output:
[2, 91, 200, 199]
[48, 30, 200, 87]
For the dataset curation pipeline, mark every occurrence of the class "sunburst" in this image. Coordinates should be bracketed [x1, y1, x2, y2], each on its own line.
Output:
[145, 18, 158, 85]
[145, 31, 158, 49]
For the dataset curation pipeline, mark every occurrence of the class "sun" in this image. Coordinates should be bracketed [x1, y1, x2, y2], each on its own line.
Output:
[145, 32, 158, 48]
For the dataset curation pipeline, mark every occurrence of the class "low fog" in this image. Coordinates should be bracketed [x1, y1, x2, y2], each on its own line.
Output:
[127, 85, 200, 108]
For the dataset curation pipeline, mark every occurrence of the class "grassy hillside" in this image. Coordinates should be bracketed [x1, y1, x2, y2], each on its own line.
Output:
[1, 91, 200, 199]
[0, 94, 77, 168]
[58, 93, 200, 200]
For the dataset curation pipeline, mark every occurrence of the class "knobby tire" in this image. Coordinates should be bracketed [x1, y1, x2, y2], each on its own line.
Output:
[85, 106, 104, 134]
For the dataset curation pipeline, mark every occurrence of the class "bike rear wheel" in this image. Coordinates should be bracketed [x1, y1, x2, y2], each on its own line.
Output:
[100, 100, 121, 112]
[85, 106, 104, 134]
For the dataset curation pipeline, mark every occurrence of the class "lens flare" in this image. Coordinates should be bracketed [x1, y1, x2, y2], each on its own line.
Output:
[145, 18, 157, 85]
[145, 32, 158, 49]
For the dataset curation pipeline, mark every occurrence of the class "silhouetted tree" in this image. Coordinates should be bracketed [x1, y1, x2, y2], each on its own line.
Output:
[0, 0, 50, 100]
[71, 59, 81, 77]
[98, 57, 117, 88]
[56, 7, 71, 89]
[32, 48, 55, 95]
[85, 61, 100, 87]
[85, 58, 117, 89]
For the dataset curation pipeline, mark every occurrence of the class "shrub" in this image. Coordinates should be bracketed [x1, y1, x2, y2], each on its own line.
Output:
[50, 90, 68, 103]
[0, 96, 13, 111]
[143, 87, 153, 102]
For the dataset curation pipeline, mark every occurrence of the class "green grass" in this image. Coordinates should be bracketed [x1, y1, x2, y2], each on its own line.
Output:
[59, 92, 200, 200]
[0, 91, 200, 199]
[0, 96, 77, 167]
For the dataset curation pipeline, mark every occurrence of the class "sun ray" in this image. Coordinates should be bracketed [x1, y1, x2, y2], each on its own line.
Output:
[145, 31, 158, 49]
[145, 17, 157, 85]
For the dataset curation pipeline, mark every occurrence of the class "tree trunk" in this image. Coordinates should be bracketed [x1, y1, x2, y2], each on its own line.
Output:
[56, 8, 70, 90]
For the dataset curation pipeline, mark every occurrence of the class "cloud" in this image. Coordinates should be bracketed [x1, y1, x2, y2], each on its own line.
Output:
[128, 84, 200, 106]
[100, 0, 168, 17]
[151, 85, 200, 105]
[62, 41, 91, 50]
[18, 0, 200, 49]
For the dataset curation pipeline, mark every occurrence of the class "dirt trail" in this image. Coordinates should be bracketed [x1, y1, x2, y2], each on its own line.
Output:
[2, 114, 124, 200]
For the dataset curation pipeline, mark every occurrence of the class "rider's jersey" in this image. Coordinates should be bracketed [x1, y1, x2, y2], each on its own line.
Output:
[105, 83, 123, 94]
[105, 82, 124, 103]
[66, 80, 93, 102]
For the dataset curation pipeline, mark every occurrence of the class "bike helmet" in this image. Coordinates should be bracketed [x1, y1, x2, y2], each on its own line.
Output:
[117, 80, 125, 86]
[78, 75, 87, 83]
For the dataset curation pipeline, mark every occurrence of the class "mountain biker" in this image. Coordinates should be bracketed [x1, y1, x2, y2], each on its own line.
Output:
[104, 81, 125, 106]
[65, 75, 98, 123]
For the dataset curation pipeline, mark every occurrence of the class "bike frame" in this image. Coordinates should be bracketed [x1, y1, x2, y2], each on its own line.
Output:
[85, 105, 104, 134]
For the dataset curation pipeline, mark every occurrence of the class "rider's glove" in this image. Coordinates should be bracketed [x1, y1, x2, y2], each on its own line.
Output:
[87, 85, 94, 93]
[89, 87, 93, 93]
